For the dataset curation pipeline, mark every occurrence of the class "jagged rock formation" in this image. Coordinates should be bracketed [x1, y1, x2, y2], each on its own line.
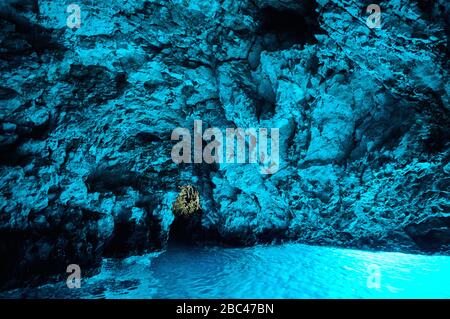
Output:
[0, 0, 449, 290]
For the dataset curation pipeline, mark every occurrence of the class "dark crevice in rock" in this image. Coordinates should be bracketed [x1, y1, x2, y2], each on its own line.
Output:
[0, 118, 52, 166]
[168, 214, 203, 245]
[422, 126, 449, 154]
[415, 0, 438, 18]
[0, 86, 19, 100]
[134, 131, 164, 143]
[255, 94, 276, 122]
[102, 207, 163, 258]
[257, 3, 324, 51]
[0, 205, 108, 291]
[8, 0, 39, 14]
[406, 217, 450, 252]
[65, 65, 129, 108]
[0, 141, 28, 166]
[0, 4, 66, 56]
[86, 165, 148, 194]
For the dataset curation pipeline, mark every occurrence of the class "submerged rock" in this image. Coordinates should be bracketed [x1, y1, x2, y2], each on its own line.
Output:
[0, 0, 448, 289]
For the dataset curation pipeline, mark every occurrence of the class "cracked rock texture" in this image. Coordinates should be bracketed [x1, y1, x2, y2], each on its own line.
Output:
[0, 0, 449, 289]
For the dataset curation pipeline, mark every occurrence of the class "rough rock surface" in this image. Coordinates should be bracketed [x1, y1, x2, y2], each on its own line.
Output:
[0, 0, 449, 289]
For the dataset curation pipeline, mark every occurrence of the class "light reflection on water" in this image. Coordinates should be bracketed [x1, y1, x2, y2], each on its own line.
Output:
[1, 243, 450, 298]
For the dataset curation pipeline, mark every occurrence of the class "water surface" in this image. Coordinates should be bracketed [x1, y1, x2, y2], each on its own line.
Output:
[1, 243, 450, 298]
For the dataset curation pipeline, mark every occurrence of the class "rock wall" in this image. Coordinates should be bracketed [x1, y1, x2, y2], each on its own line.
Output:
[0, 0, 448, 289]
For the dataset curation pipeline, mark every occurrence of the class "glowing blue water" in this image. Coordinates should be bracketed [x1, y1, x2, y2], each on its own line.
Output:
[2, 244, 450, 298]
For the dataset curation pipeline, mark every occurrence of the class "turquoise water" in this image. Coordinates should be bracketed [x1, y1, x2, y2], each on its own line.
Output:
[2, 243, 450, 298]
